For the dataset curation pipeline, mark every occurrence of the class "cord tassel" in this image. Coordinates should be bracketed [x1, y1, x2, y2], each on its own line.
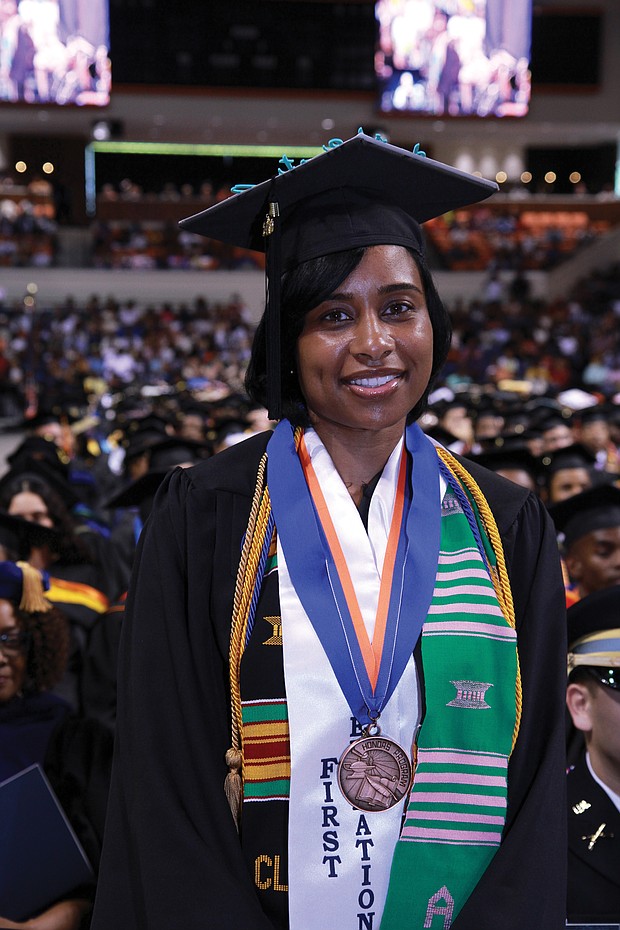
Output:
[264, 200, 282, 420]
[224, 748, 243, 829]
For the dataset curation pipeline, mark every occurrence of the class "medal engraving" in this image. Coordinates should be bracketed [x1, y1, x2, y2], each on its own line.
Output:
[337, 735, 412, 811]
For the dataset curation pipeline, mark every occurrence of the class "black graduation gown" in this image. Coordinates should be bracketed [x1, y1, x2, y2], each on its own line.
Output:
[567, 753, 620, 923]
[80, 593, 127, 732]
[92, 432, 567, 929]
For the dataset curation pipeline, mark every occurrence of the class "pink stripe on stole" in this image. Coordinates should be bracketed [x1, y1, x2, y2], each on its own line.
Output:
[436, 568, 489, 581]
[418, 751, 507, 768]
[433, 585, 497, 597]
[414, 773, 506, 788]
[439, 550, 482, 564]
[427, 604, 504, 616]
[411, 791, 507, 807]
[401, 826, 502, 844]
[408, 810, 505, 825]
[424, 620, 515, 636]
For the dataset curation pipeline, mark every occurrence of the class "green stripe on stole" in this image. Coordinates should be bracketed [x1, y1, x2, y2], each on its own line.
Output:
[380, 487, 517, 929]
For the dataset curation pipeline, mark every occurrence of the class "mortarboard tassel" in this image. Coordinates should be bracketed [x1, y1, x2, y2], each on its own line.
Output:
[16, 561, 52, 613]
[263, 200, 282, 420]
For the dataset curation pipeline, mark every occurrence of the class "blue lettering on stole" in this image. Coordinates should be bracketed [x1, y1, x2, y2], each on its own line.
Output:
[321, 758, 341, 878]
[350, 717, 364, 739]
[356, 814, 375, 929]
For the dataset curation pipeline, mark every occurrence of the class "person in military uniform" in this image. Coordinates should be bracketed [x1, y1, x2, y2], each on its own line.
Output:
[566, 586, 620, 923]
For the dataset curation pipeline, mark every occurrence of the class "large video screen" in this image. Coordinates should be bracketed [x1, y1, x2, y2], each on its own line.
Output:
[0, 0, 110, 106]
[376, 0, 531, 118]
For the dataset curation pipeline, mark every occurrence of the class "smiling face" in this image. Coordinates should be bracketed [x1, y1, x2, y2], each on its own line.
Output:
[295, 245, 433, 445]
[0, 599, 27, 704]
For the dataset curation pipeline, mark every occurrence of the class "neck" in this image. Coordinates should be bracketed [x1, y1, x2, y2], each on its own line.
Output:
[310, 420, 406, 505]
[588, 744, 620, 798]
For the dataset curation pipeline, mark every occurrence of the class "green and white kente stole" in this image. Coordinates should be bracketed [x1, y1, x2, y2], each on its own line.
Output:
[381, 480, 518, 929]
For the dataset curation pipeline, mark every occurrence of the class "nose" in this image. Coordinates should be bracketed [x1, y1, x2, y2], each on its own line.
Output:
[349, 311, 393, 364]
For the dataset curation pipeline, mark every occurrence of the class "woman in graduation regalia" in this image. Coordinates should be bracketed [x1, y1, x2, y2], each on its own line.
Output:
[92, 134, 567, 929]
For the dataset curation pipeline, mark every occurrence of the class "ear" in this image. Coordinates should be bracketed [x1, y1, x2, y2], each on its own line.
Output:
[566, 682, 594, 734]
[565, 551, 582, 583]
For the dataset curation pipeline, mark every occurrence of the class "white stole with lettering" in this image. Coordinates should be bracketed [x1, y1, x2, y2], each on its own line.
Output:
[280, 430, 421, 930]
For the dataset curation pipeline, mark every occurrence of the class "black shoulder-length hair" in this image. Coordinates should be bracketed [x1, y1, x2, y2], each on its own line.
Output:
[245, 246, 452, 427]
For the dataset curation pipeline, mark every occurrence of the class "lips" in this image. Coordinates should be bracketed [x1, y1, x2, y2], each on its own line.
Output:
[348, 374, 399, 388]
[343, 369, 404, 396]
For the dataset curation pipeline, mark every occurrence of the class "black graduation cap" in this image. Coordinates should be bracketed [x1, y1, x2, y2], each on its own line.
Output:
[472, 396, 504, 422]
[539, 443, 597, 476]
[575, 403, 610, 425]
[148, 437, 211, 471]
[103, 470, 169, 513]
[18, 408, 62, 431]
[421, 423, 460, 448]
[104, 438, 210, 512]
[180, 132, 497, 418]
[7, 436, 70, 477]
[0, 511, 60, 559]
[567, 586, 620, 690]
[212, 418, 254, 449]
[122, 414, 175, 463]
[538, 410, 575, 434]
[548, 483, 620, 550]
[125, 413, 176, 436]
[0, 461, 80, 511]
[468, 439, 541, 482]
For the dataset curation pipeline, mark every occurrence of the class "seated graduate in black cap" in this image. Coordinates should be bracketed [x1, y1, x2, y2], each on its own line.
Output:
[539, 443, 597, 507]
[0, 463, 125, 713]
[565, 587, 620, 924]
[431, 396, 475, 455]
[466, 436, 541, 494]
[471, 399, 505, 448]
[573, 404, 620, 476]
[82, 436, 212, 731]
[106, 434, 212, 579]
[92, 133, 567, 930]
[0, 559, 113, 929]
[549, 484, 620, 608]
[539, 410, 575, 454]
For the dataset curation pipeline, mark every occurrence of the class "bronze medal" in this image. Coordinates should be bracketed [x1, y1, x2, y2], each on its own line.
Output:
[337, 733, 413, 812]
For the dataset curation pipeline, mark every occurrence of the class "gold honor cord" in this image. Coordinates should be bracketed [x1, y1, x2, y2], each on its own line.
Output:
[435, 446, 522, 752]
[226, 430, 303, 827]
[226, 451, 274, 828]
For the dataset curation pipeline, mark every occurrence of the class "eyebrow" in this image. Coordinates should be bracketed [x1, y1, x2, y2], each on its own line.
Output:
[327, 282, 425, 301]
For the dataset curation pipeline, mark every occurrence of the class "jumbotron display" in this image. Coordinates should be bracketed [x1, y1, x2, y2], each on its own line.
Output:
[376, 0, 531, 119]
[0, 0, 110, 106]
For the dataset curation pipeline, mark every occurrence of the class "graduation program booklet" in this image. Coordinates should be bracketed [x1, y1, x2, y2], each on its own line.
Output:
[0, 763, 94, 921]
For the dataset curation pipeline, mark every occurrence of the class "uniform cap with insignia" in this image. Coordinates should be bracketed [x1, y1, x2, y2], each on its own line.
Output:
[567, 586, 620, 690]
